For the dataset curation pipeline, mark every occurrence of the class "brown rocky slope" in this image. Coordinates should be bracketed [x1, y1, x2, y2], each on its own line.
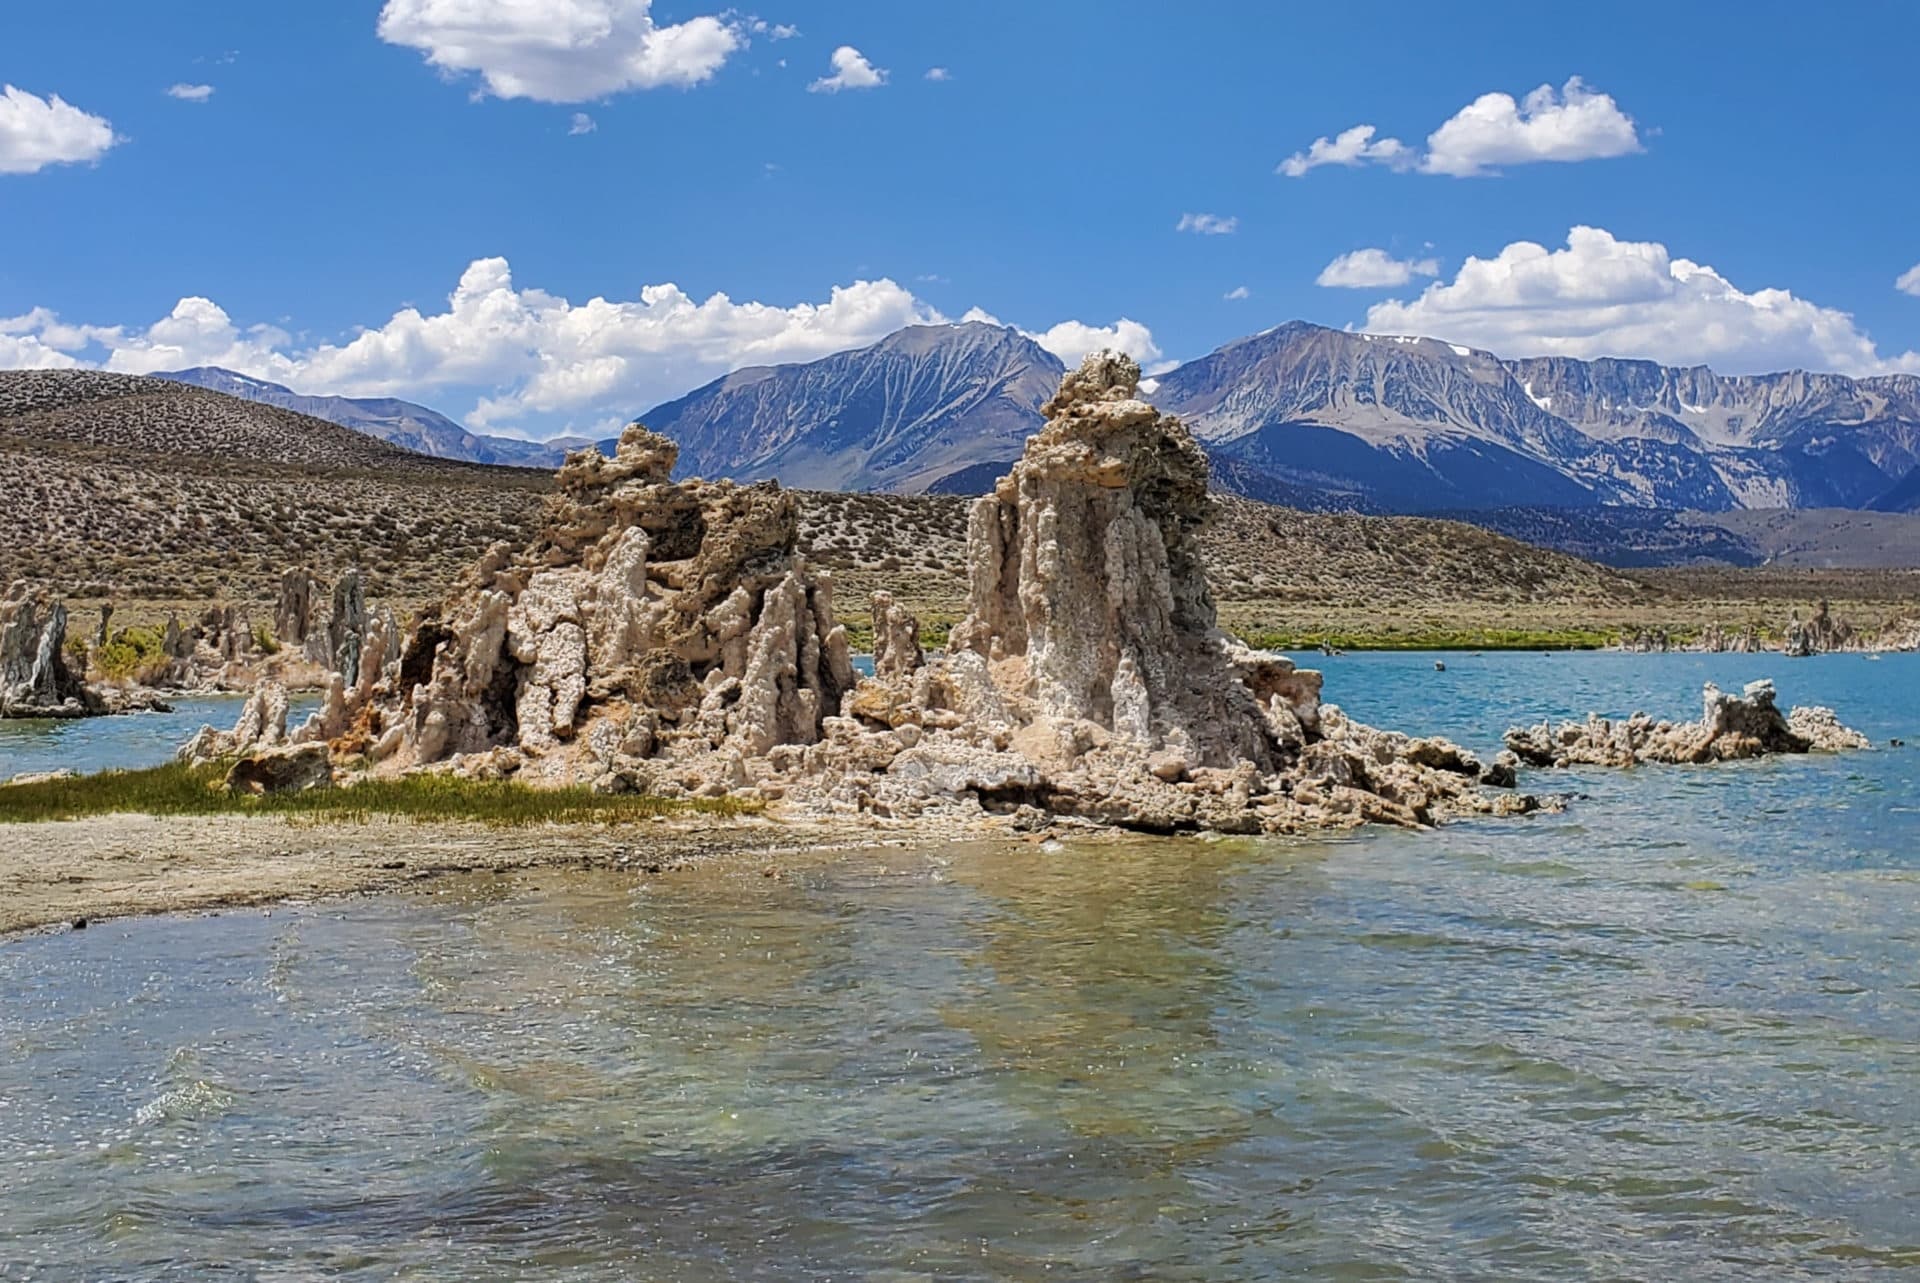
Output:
[2, 370, 1646, 629]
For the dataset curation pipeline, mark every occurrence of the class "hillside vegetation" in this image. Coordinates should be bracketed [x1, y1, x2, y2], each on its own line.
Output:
[2, 371, 550, 600]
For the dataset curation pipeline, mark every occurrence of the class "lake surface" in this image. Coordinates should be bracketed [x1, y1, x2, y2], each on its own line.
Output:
[2, 653, 1917, 1279]
[0, 696, 319, 781]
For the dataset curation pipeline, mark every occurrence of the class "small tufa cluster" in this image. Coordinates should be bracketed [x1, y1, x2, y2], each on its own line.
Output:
[1504, 678, 1869, 768]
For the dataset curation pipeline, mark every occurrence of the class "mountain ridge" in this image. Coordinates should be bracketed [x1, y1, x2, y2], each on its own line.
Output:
[605, 322, 1067, 493]
[157, 367, 576, 468]
[592, 317, 1920, 515]
[23, 317, 1918, 523]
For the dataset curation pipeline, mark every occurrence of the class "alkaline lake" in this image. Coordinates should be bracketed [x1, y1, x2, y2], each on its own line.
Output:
[1, 652, 1916, 1280]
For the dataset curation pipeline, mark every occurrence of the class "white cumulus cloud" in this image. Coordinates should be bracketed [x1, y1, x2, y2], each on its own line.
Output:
[376, 0, 740, 102]
[0, 307, 93, 367]
[1176, 212, 1238, 236]
[1898, 263, 1920, 298]
[1281, 78, 1641, 179]
[1277, 124, 1411, 178]
[165, 83, 215, 103]
[1362, 226, 1920, 376]
[1025, 319, 1161, 370]
[1423, 77, 1641, 177]
[809, 46, 887, 93]
[4, 261, 1161, 436]
[0, 85, 118, 175]
[958, 307, 1161, 369]
[1316, 248, 1441, 289]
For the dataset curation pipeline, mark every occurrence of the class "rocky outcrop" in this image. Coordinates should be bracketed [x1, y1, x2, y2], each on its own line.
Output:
[185, 353, 1540, 834]
[140, 568, 384, 697]
[275, 569, 322, 647]
[1875, 615, 1920, 651]
[1504, 679, 1868, 768]
[319, 570, 367, 676]
[179, 681, 291, 762]
[1694, 622, 1763, 654]
[224, 743, 334, 795]
[2, 582, 105, 718]
[189, 427, 854, 786]
[1621, 622, 1764, 654]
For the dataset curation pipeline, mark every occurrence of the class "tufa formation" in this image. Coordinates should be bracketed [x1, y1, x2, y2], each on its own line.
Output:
[1, 581, 102, 719]
[1504, 679, 1869, 768]
[192, 353, 1541, 829]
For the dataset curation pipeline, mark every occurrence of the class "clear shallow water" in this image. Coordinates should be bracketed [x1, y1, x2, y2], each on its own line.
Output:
[1, 654, 1917, 1280]
[0, 697, 319, 780]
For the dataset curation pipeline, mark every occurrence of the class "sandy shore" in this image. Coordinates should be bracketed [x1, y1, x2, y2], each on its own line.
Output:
[0, 813, 914, 938]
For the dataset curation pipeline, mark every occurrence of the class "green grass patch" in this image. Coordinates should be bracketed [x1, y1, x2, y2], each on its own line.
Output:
[0, 761, 751, 827]
[94, 625, 170, 683]
[838, 612, 956, 655]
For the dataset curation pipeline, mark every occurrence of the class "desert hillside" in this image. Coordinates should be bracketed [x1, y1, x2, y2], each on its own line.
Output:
[2, 370, 551, 600]
[4, 370, 1914, 646]
[1, 370, 460, 472]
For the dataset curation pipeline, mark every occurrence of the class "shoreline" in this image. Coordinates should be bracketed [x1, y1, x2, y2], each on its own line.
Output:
[0, 812, 954, 939]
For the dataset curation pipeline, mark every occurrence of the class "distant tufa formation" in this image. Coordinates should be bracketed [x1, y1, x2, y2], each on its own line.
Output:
[188, 352, 1535, 829]
[1, 582, 102, 719]
[1620, 601, 1919, 656]
[1504, 679, 1869, 768]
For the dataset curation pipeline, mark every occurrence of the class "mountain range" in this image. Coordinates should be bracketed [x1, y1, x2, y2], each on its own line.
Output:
[592, 319, 1920, 514]
[156, 367, 581, 469]
[598, 322, 1064, 493]
[128, 320, 1920, 517]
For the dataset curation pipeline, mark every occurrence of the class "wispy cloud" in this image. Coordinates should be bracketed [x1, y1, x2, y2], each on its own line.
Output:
[166, 83, 215, 103]
[1176, 212, 1238, 236]
[568, 112, 596, 135]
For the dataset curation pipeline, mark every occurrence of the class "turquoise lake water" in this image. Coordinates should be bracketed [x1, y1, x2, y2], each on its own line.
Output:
[1, 653, 1916, 1279]
[0, 696, 320, 781]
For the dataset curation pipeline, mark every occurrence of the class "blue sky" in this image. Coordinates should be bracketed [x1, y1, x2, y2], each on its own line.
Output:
[4, 0, 1919, 440]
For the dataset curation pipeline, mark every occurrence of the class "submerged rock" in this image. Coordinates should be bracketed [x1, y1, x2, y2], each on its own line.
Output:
[1504, 679, 1868, 768]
